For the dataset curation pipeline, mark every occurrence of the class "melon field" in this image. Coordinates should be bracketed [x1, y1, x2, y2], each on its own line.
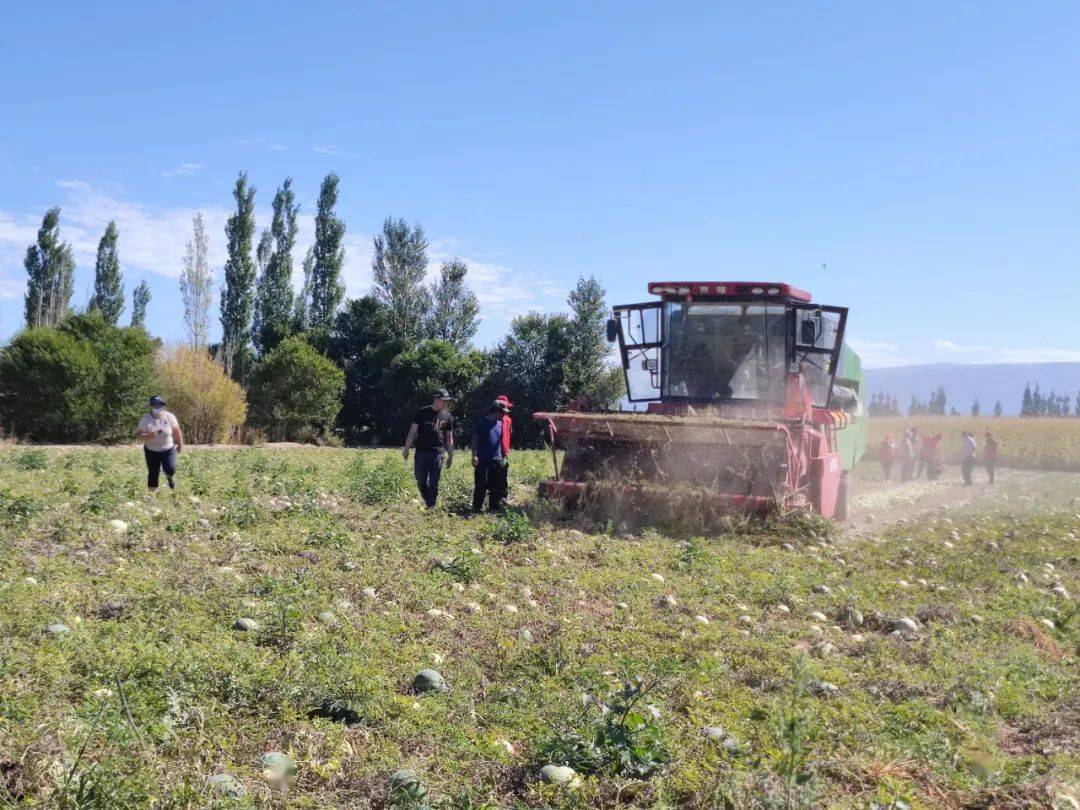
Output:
[0, 446, 1077, 808]
[868, 417, 1080, 472]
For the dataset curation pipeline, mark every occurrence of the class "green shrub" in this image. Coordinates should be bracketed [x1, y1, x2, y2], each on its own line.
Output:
[0, 313, 157, 443]
[489, 509, 535, 543]
[247, 337, 344, 442]
[60, 313, 158, 442]
[0, 327, 102, 441]
[536, 669, 672, 779]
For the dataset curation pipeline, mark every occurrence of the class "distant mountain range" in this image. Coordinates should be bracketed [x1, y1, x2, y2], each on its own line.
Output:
[863, 363, 1080, 416]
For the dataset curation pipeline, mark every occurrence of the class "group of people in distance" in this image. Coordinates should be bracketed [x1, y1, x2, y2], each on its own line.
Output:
[402, 389, 514, 512]
[134, 389, 515, 513]
[878, 427, 998, 487]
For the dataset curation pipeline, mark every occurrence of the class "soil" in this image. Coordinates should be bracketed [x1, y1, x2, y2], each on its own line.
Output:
[847, 464, 1080, 537]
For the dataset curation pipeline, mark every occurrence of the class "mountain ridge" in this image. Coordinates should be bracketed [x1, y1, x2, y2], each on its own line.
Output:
[862, 362, 1080, 416]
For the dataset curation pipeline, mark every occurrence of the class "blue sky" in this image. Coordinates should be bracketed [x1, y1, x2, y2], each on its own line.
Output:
[2, 2, 1079, 367]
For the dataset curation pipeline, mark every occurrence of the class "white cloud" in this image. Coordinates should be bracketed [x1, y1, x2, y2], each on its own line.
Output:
[934, 338, 960, 351]
[161, 162, 204, 179]
[313, 144, 355, 158]
[848, 339, 910, 368]
[428, 239, 564, 323]
[0, 183, 564, 338]
[235, 137, 286, 151]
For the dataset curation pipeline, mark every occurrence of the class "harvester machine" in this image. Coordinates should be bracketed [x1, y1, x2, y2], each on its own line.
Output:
[535, 282, 866, 521]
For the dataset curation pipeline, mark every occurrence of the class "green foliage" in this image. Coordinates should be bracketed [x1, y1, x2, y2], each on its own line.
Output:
[347, 454, 410, 505]
[774, 656, 818, 808]
[0, 327, 102, 441]
[23, 207, 75, 329]
[489, 509, 536, 543]
[309, 172, 347, 330]
[248, 336, 344, 441]
[254, 178, 299, 356]
[88, 220, 124, 325]
[372, 217, 430, 342]
[564, 275, 620, 407]
[537, 667, 673, 779]
[387, 340, 484, 438]
[220, 172, 258, 379]
[12, 449, 48, 471]
[329, 296, 407, 444]
[59, 312, 158, 442]
[130, 279, 151, 330]
[427, 259, 479, 349]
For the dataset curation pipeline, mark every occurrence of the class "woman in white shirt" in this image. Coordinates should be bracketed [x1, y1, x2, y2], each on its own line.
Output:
[136, 395, 184, 493]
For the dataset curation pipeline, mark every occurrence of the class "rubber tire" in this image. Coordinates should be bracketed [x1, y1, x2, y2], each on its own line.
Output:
[834, 470, 851, 521]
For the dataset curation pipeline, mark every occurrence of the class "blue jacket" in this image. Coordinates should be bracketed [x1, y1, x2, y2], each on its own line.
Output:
[472, 415, 504, 463]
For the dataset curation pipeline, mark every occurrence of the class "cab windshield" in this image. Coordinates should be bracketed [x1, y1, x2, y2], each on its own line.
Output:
[663, 302, 788, 401]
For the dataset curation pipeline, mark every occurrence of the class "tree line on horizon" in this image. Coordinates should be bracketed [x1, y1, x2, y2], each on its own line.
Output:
[870, 381, 1080, 420]
[2, 171, 622, 446]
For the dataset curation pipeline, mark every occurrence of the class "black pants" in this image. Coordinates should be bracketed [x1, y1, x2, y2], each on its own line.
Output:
[473, 458, 508, 512]
[144, 446, 177, 489]
[961, 457, 974, 486]
[414, 449, 445, 508]
[985, 459, 996, 484]
[882, 460, 893, 481]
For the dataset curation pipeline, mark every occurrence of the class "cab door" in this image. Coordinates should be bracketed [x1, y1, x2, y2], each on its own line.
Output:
[789, 304, 847, 407]
[611, 302, 663, 403]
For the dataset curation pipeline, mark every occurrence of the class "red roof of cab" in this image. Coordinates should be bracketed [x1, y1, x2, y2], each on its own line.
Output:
[647, 282, 812, 302]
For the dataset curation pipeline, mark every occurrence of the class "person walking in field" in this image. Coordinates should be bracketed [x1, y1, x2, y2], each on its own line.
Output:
[960, 430, 977, 486]
[926, 432, 945, 479]
[472, 400, 510, 513]
[900, 427, 918, 481]
[403, 389, 455, 509]
[879, 431, 896, 481]
[983, 430, 999, 484]
[915, 430, 935, 479]
[137, 395, 183, 494]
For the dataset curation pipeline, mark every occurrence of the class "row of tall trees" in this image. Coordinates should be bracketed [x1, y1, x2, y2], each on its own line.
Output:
[868, 391, 901, 417]
[1020, 383, 1080, 417]
[8, 170, 620, 446]
[25, 209, 152, 332]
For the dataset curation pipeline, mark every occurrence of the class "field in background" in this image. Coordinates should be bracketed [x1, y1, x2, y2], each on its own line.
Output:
[868, 417, 1080, 471]
[0, 446, 1076, 807]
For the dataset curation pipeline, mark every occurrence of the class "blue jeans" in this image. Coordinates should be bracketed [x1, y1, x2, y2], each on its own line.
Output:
[413, 449, 445, 507]
[144, 446, 177, 489]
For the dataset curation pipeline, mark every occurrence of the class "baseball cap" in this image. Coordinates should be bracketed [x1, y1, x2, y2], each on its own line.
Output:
[491, 399, 510, 413]
[433, 388, 454, 401]
[149, 395, 166, 406]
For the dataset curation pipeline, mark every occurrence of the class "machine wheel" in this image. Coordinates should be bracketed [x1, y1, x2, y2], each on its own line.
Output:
[834, 470, 851, 521]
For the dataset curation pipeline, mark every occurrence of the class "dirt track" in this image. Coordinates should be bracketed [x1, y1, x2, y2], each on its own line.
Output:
[847, 464, 1080, 537]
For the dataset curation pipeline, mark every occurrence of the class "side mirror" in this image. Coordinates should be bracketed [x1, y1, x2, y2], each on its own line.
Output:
[606, 317, 619, 343]
[800, 317, 818, 346]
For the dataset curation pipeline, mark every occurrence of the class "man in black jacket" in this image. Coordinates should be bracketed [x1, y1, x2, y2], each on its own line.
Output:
[403, 389, 455, 508]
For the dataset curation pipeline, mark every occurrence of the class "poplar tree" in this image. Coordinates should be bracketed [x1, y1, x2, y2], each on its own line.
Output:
[293, 247, 314, 332]
[220, 172, 257, 378]
[23, 208, 76, 328]
[371, 217, 430, 341]
[89, 220, 124, 324]
[131, 280, 151, 329]
[309, 173, 346, 330]
[426, 259, 479, 349]
[253, 178, 298, 355]
[180, 212, 213, 349]
[563, 275, 623, 408]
